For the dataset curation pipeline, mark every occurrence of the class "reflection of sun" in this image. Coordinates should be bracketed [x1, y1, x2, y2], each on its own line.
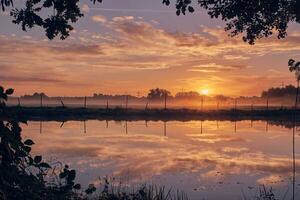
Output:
[201, 89, 209, 95]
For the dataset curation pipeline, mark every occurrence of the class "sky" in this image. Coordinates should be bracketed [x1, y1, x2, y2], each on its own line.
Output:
[1, 0, 300, 97]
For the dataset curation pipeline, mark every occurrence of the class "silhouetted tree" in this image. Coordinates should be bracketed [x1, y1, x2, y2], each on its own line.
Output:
[163, 0, 300, 44]
[288, 59, 300, 107]
[215, 95, 229, 102]
[147, 88, 171, 100]
[1, 0, 300, 43]
[261, 85, 297, 98]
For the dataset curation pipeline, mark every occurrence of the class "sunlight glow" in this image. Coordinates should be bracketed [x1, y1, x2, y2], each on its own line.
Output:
[200, 89, 209, 95]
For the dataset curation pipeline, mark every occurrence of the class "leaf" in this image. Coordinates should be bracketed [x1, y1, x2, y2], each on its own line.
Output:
[23, 146, 31, 153]
[34, 155, 42, 163]
[67, 170, 76, 182]
[24, 139, 34, 146]
[2, 93, 7, 101]
[39, 162, 51, 169]
[0, 86, 3, 94]
[5, 88, 14, 95]
[188, 6, 194, 13]
[59, 171, 67, 179]
[73, 184, 81, 190]
[85, 184, 96, 194]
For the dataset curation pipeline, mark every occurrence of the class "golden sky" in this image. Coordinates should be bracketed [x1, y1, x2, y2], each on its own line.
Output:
[0, 1, 300, 96]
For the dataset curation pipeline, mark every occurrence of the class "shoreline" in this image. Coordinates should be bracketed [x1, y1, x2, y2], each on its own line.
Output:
[1, 106, 299, 122]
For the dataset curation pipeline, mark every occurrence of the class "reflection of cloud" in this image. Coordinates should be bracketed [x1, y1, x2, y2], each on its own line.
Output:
[257, 175, 286, 186]
[23, 120, 300, 187]
[188, 133, 245, 143]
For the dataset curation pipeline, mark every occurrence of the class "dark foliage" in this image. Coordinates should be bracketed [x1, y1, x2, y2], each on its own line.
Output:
[147, 88, 171, 100]
[1, 0, 300, 43]
[261, 84, 297, 98]
[163, 0, 300, 44]
[0, 86, 90, 200]
[3, 0, 102, 40]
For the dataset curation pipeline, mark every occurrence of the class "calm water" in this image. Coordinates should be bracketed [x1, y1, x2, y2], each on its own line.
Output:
[21, 120, 300, 200]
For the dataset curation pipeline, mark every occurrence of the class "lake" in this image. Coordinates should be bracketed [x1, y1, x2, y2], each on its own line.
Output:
[21, 120, 300, 200]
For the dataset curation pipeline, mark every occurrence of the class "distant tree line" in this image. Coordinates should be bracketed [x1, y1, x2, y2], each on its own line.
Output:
[18, 86, 300, 101]
[261, 85, 297, 98]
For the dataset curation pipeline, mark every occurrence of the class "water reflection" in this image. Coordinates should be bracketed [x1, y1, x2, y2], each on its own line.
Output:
[21, 120, 300, 200]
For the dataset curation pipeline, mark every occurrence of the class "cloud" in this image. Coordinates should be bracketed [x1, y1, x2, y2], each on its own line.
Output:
[1, 16, 299, 95]
[0, 75, 64, 83]
[91, 15, 107, 23]
[82, 4, 90, 13]
[188, 63, 248, 72]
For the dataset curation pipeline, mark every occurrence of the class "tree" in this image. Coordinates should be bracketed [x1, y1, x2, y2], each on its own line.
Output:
[288, 59, 300, 107]
[1, 0, 102, 40]
[1, 0, 300, 44]
[147, 88, 171, 100]
[163, 0, 300, 44]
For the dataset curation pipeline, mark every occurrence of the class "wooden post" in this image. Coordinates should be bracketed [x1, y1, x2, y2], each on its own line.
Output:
[84, 96, 87, 108]
[145, 101, 149, 111]
[60, 98, 65, 108]
[251, 101, 253, 112]
[201, 96, 204, 112]
[106, 99, 109, 110]
[217, 101, 219, 111]
[164, 92, 167, 110]
[234, 98, 237, 111]
[125, 95, 128, 111]
[266, 96, 269, 111]
[40, 94, 43, 107]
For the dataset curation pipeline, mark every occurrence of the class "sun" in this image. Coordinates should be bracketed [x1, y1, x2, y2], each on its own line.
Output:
[200, 89, 209, 95]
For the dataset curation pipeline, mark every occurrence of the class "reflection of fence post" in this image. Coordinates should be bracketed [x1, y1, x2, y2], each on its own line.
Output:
[39, 121, 42, 134]
[83, 120, 86, 133]
[164, 121, 167, 136]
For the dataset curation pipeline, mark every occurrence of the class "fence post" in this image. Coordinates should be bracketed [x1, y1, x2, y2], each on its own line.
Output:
[84, 96, 87, 108]
[40, 94, 43, 107]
